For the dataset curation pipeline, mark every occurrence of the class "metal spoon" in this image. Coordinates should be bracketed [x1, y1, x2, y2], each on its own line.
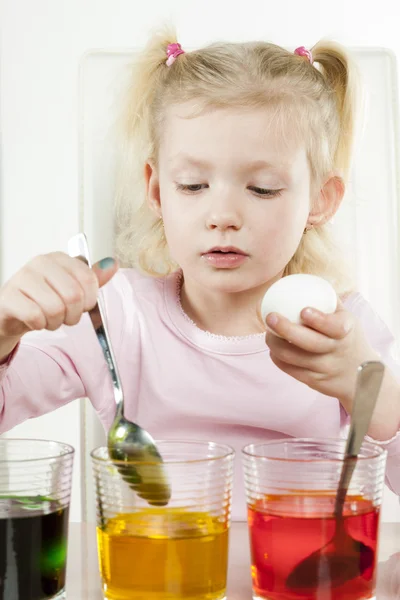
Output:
[286, 360, 385, 590]
[68, 233, 170, 506]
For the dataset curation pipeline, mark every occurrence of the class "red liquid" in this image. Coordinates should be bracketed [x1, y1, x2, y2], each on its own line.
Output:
[248, 493, 379, 600]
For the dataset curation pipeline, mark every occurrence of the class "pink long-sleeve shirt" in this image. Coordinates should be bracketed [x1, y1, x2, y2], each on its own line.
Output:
[1, 268, 400, 519]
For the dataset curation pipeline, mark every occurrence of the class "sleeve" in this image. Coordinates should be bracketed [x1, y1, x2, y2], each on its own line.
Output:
[342, 292, 400, 495]
[0, 271, 137, 434]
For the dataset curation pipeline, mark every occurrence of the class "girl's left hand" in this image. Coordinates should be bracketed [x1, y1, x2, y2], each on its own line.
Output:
[265, 301, 400, 439]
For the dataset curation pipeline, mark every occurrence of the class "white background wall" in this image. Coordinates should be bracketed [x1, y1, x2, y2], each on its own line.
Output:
[1, 0, 400, 522]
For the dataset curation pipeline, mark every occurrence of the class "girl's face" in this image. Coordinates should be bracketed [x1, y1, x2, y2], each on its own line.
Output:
[147, 104, 321, 295]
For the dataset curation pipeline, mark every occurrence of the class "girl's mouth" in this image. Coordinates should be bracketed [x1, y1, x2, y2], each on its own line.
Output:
[202, 247, 248, 268]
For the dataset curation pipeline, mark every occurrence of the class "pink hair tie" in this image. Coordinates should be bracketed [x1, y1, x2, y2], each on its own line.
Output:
[294, 46, 313, 65]
[166, 43, 185, 67]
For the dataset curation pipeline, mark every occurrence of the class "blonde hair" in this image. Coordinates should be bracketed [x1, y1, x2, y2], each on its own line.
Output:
[114, 27, 359, 293]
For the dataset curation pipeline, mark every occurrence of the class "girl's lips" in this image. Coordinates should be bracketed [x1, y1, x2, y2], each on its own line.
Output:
[202, 251, 248, 268]
[207, 246, 247, 255]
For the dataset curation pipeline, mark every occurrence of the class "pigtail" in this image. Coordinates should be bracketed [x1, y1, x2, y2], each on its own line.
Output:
[114, 26, 180, 273]
[117, 25, 179, 155]
[312, 41, 359, 180]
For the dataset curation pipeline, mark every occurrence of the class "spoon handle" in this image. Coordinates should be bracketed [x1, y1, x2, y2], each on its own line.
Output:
[334, 360, 385, 515]
[346, 361, 385, 456]
[68, 233, 123, 414]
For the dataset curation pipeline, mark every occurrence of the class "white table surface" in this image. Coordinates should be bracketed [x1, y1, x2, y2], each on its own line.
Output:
[66, 521, 400, 599]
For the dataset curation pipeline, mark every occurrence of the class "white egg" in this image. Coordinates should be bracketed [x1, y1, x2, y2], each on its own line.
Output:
[260, 274, 337, 325]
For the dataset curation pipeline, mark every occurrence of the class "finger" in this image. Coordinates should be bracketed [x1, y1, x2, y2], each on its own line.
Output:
[48, 253, 118, 315]
[25, 258, 86, 326]
[299, 303, 353, 340]
[92, 257, 119, 289]
[44, 270, 85, 327]
[29, 253, 100, 314]
[17, 270, 67, 331]
[0, 289, 47, 336]
[65, 255, 118, 303]
[42, 253, 100, 311]
[43, 252, 118, 294]
[265, 313, 336, 354]
[266, 333, 328, 372]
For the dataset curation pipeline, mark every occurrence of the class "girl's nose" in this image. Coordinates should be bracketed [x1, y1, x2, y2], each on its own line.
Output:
[205, 202, 243, 231]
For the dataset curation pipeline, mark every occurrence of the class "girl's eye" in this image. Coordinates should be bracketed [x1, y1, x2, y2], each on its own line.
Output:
[248, 186, 283, 198]
[176, 183, 208, 193]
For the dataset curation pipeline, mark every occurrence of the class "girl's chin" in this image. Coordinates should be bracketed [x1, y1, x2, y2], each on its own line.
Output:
[190, 270, 274, 295]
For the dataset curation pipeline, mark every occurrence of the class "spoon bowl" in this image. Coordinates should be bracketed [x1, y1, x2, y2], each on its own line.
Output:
[286, 361, 384, 590]
[107, 415, 170, 505]
[286, 494, 375, 590]
[68, 233, 170, 506]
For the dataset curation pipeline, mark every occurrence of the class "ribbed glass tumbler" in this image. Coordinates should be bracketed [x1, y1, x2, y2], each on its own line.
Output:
[91, 440, 235, 600]
[0, 438, 74, 600]
[242, 438, 387, 600]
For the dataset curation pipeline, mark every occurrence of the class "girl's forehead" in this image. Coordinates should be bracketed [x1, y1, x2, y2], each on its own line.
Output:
[159, 103, 307, 171]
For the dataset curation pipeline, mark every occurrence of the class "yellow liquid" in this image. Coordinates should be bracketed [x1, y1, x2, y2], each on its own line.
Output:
[97, 507, 229, 600]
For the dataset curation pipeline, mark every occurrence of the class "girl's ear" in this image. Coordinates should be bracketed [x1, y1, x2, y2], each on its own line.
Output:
[306, 174, 345, 228]
[145, 162, 162, 217]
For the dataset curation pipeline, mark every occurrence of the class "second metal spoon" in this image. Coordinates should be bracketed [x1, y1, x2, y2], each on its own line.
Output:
[286, 360, 385, 590]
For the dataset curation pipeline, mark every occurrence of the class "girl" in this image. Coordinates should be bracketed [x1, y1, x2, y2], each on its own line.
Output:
[1, 30, 399, 519]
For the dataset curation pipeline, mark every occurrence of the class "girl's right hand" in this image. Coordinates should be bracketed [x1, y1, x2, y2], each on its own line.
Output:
[0, 252, 118, 360]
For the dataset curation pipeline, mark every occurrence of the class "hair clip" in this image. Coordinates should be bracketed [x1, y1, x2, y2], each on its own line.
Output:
[166, 43, 185, 67]
[294, 46, 313, 65]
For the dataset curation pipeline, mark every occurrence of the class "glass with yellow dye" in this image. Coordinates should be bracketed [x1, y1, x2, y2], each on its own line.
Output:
[91, 441, 235, 600]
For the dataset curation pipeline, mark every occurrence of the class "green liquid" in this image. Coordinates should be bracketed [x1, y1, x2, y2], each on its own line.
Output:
[0, 495, 69, 600]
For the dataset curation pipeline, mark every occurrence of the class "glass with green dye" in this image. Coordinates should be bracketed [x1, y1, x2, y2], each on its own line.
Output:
[0, 439, 74, 600]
